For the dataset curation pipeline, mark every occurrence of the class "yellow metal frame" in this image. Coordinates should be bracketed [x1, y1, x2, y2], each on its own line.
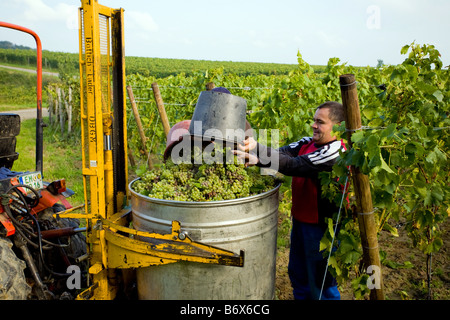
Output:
[73, 0, 243, 300]
[78, 0, 120, 299]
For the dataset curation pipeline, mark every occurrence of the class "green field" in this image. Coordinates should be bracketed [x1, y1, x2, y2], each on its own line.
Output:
[0, 47, 310, 77]
[0, 65, 55, 109]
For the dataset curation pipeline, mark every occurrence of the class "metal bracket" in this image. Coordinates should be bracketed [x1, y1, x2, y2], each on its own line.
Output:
[76, 214, 244, 300]
[102, 218, 244, 269]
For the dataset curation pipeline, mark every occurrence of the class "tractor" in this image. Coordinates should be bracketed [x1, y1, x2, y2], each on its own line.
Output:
[0, 22, 87, 300]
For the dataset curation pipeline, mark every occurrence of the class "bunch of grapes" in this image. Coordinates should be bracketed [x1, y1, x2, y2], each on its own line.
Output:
[132, 146, 278, 201]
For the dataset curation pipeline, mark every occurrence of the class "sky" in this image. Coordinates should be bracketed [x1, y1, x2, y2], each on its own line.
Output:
[1, 0, 449, 67]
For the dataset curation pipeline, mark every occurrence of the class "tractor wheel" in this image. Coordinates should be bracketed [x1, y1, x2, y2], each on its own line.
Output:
[38, 203, 88, 297]
[39, 203, 87, 266]
[0, 237, 32, 300]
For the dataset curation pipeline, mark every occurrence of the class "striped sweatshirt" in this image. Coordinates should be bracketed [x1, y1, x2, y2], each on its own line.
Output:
[256, 137, 345, 224]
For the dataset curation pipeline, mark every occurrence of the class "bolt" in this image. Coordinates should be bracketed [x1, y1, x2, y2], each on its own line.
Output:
[178, 231, 187, 240]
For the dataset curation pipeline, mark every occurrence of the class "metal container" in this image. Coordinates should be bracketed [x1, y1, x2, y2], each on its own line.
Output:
[130, 179, 280, 300]
[189, 90, 247, 144]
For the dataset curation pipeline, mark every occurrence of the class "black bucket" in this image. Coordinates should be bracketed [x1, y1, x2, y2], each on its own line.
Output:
[188, 91, 247, 144]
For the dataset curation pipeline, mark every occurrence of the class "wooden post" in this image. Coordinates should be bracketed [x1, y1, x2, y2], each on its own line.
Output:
[127, 147, 136, 167]
[126, 85, 153, 169]
[339, 74, 385, 300]
[63, 86, 73, 134]
[56, 86, 65, 135]
[47, 85, 53, 124]
[151, 82, 171, 137]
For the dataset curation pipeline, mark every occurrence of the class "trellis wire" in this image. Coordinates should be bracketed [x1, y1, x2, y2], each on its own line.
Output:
[319, 176, 349, 300]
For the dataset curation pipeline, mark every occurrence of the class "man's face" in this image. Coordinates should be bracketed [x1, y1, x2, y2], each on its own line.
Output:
[311, 107, 336, 145]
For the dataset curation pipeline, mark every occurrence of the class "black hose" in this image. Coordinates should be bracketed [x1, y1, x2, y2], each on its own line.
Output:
[4, 184, 73, 278]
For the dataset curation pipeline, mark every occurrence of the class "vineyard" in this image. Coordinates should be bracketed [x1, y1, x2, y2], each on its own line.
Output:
[2, 42, 449, 299]
[0, 47, 305, 77]
[124, 44, 449, 299]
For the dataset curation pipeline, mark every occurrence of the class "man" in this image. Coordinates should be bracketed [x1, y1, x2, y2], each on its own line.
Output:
[234, 101, 345, 300]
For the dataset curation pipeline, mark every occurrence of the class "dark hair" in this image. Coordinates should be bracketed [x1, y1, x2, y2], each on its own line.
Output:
[316, 101, 344, 123]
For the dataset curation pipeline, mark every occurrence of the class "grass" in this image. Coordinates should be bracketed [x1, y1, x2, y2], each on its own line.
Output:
[12, 117, 84, 206]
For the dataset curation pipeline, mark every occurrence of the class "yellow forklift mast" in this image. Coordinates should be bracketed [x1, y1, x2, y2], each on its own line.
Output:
[55, 0, 243, 300]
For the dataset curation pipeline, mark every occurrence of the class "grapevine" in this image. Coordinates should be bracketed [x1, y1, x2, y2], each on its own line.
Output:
[319, 43, 449, 299]
[132, 146, 279, 201]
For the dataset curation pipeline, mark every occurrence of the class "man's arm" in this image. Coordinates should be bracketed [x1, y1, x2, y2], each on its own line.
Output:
[256, 140, 343, 177]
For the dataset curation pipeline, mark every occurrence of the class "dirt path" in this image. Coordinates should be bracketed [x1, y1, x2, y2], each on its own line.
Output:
[2, 108, 49, 121]
[0, 64, 59, 77]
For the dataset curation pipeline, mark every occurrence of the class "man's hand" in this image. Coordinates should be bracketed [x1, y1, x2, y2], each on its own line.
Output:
[232, 150, 259, 167]
[238, 137, 257, 152]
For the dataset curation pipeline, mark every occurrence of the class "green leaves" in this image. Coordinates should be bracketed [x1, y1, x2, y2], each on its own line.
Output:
[320, 43, 449, 298]
[432, 90, 443, 102]
[400, 44, 411, 55]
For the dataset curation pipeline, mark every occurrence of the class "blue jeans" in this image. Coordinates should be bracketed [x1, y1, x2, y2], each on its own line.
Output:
[288, 219, 340, 300]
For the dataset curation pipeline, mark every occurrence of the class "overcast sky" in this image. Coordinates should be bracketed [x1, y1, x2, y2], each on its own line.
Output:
[1, 0, 449, 67]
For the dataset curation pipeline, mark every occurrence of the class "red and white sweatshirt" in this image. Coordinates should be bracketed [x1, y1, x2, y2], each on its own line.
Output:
[256, 137, 346, 225]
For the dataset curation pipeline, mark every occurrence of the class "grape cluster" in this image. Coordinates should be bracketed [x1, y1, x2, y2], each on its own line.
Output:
[132, 146, 278, 201]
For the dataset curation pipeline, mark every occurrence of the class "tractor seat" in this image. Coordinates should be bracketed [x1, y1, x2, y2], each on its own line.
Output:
[0, 113, 21, 169]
